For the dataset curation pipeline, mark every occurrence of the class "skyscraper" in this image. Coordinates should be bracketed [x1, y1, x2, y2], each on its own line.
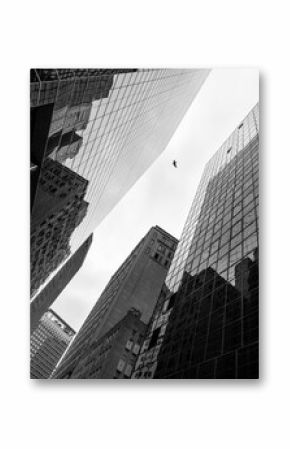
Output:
[30, 68, 210, 298]
[30, 234, 93, 335]
[31, 159, 89, 298]
[133, 103, 259, 379]
[30, 310, 75, 379]
[52, 226, 178, 378]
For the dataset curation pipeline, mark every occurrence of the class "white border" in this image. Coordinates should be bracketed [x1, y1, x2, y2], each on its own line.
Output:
[1, 1, 289, 448]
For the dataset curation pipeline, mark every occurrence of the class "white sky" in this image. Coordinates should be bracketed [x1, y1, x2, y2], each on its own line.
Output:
[52, 68, 258, 331]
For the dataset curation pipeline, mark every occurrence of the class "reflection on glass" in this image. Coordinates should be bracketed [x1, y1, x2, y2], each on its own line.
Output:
[30, 158, 89, 297]
[30, 68, 210, 300]
[133, 103, 259, 379]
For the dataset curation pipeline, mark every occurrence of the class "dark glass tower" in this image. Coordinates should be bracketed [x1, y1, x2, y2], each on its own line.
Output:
[30, 68, 210, 301]
[133, 103, 259, 379]
[52, 226, 178, 378]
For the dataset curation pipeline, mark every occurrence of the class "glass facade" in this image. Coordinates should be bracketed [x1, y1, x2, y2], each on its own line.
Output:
[133, 103, 259, 379]
[30, 68, 210, 301]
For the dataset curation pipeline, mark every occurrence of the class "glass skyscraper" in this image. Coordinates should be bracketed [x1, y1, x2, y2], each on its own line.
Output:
[133, 103, 259, 379]
[30, 68, 210, 306]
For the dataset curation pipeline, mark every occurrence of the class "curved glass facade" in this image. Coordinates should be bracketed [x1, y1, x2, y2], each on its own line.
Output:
[30, 69, 210, 300]
[133, 103, 259, 379]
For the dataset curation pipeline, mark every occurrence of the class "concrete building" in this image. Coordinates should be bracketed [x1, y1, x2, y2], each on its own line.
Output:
[58, 308, 146, 379]
[133, 103, 259, 379]
[52, 226, 178, 378]
[30, 310, 75, 379]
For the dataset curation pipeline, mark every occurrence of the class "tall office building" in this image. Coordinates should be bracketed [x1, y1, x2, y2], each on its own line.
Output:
[31, 68, 210, 297]
[60, 308, 146, 379]
[31, 159, 89, 298]
[53, 226, 178, 378]
[30, 234, 93, 334]
[133, 103, 259, 379]
[30, 310, 75, 379]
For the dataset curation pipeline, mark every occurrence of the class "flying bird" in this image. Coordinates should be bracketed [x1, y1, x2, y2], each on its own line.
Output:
[172, 160, 178, 168]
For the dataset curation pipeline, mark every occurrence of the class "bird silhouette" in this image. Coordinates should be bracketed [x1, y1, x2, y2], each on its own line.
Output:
[172, 160, 178, 168]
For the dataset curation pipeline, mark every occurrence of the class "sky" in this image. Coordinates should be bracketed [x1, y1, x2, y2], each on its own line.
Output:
[52, 68, 259, 331]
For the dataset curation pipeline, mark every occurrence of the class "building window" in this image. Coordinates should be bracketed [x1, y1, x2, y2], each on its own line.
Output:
[117, 359, 125, 372]
[148, 328, 160, 350]
[124, 364, 132, 377]
[125, 340, 133, 351]
[132, 344, 140, 355]
[158, 245, 166, 254]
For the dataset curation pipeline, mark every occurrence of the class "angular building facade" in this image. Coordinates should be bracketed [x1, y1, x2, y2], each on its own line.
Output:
[31, 159, 89, 298]
[31, 310, 75, 379]
[133, 103, 259, 379]
[30, 68, 210, 300]
[30, 234, 93, 335]
[52, 226, 178, 378]
[59, 308, 146, 379]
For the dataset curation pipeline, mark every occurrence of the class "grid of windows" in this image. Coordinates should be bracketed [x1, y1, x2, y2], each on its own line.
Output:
[166, 104, 259, 292]
[133, 103, 259, 379]
[30, 310, 75, 379]
[31, 69, 209, 298]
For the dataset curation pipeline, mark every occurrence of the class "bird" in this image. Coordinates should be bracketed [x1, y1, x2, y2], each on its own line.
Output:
[172, 160, 178, 168]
